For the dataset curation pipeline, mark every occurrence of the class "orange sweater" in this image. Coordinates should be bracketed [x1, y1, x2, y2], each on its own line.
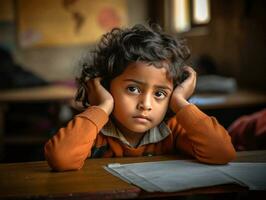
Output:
[44, 104, 236, 171]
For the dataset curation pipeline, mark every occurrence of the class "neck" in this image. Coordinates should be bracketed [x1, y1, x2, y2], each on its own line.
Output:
[123, 131, 145, 148]
[111, 117, 146, 147]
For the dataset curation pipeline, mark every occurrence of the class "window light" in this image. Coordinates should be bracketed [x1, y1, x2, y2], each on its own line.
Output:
[173, 0, 190, 32]
[192, 0, 210, 24]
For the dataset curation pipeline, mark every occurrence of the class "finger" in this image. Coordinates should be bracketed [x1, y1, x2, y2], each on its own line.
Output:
[87, 77, 102, 88]
[180, 67, 194, 83]
[183, 66, 196, 75]
[186, 67, 197, 80]
[94, 77, 102, 83]
[92, 77, 104, 88]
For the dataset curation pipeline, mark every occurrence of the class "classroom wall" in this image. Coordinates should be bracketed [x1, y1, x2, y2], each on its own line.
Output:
[1, 0, 149, 82]
[1, 0, 265, 90]
[187, 0, 266, 91]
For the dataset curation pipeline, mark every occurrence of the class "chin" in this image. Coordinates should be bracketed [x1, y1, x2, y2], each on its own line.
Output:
[127, 125, 152, 134]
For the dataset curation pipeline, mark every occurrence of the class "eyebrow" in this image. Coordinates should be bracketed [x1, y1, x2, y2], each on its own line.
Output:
[123, 79, 173, 91]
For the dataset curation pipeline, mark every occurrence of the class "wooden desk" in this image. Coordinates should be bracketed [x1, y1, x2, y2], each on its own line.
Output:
[0, 150, 265, 200]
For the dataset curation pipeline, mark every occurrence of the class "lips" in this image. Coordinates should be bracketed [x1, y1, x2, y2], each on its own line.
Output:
[133, 115, 151, 122]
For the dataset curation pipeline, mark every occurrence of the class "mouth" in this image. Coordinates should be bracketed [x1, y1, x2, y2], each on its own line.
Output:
[132, 115, 151, 122]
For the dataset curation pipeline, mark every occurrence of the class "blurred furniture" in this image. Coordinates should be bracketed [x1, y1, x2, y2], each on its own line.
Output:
[190, 89, 266, 128]
[0, 85, 75, 102]
[190, 89, 266, 110]
[0, 150, 265, 199]
[0, 85, 76, 162]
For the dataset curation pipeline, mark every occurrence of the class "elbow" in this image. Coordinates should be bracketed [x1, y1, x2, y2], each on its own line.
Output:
[196, 144, 237, 165]
[220, 146, 237, 164]
[211, 148, 236, 165]
[44, 143, 84, 172]
[216, 139, 237, 164]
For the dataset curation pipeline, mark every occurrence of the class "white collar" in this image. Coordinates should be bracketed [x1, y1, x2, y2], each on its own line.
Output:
[101, 120, 171, 148]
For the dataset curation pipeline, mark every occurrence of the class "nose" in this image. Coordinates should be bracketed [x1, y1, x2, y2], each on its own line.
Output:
[137, 94, 152, 111]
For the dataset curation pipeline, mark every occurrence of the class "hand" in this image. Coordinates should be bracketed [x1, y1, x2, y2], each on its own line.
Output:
[170, 66, 196, 112]
[86, 77, 114, 115]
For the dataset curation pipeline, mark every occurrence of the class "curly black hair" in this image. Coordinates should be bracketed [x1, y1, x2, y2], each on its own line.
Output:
[76, 24, 190, 108]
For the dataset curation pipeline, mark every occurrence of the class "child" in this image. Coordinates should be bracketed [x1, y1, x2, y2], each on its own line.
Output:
[44, 24, 236, 171]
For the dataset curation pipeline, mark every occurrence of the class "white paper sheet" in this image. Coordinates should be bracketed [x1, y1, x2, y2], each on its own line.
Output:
[104, 160, 266, 192]
[217, 162, 266, 190]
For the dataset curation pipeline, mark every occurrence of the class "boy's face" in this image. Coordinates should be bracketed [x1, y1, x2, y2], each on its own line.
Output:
[110, 62, 173, 136]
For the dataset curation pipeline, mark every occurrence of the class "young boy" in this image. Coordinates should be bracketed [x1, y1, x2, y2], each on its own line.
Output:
[44, 24, 236, 171]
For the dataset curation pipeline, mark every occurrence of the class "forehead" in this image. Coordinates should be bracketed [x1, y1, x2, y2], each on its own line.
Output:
[113, 62, 173, 87]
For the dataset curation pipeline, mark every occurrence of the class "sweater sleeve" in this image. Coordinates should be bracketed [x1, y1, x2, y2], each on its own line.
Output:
[168, 104, 236, 164]
[44, 106, 108, 171]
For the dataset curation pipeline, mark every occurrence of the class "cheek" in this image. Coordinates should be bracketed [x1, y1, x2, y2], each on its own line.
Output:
[158, 102, 169, 115]
[111, 91, 133, 113]
[154, 99, 170, 119]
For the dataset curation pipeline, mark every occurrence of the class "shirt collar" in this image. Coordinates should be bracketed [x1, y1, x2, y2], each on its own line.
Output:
[101, 120, 171, 148]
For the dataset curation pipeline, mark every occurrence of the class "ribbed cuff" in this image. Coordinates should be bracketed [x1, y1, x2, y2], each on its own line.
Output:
[77, 106, 109, 131]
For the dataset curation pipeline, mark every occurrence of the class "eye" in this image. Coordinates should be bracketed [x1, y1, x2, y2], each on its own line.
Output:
[127, 86, 140, 94]
[154, 90, 167, 99]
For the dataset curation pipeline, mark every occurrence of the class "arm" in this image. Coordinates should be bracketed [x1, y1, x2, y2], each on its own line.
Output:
[45, 78, 114, 171]
[168, 105, 236, 164]
[169, 67, 236, 164]
[44, 107, 108, 171]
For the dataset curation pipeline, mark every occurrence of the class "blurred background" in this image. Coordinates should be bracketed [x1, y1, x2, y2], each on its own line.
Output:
[0, 0, 265, 163]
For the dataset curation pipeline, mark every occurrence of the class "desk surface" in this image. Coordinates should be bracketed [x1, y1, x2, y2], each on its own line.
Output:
[0, 150, 266, 200]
